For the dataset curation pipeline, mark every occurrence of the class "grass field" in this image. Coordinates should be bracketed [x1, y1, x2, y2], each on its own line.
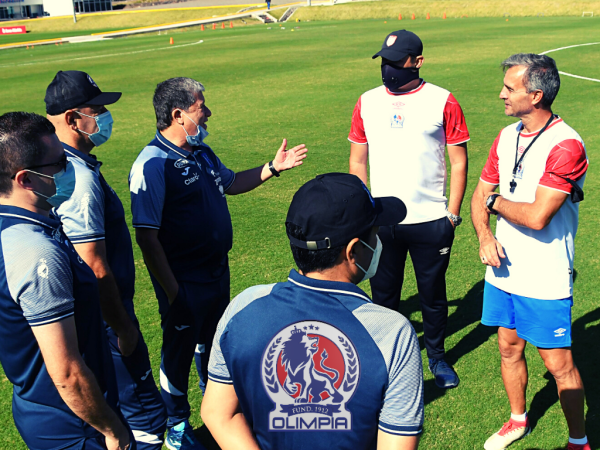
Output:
[0, 14, 599, 450]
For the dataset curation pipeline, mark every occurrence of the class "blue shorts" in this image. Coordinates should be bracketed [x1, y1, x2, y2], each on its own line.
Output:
[482, 282, 573, 348]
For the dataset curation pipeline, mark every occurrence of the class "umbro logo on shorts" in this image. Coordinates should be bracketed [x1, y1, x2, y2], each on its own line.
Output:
[554, 328, 566, 337]
[439, 247, 450, 255]
[175, 325, 190, 331]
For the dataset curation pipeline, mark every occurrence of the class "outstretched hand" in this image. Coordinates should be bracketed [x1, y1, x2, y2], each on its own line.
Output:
[273, 139, 308, 173]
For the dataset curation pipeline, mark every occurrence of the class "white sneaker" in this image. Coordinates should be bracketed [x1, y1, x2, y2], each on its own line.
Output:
[484, 418, 531, 450]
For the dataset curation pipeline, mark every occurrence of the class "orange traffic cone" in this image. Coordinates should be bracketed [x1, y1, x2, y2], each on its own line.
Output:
[443, 12, 447, 19]
[398, 13, 402, 20]
[426, 12, 430, 19]
[26, 45, 29, 49]
[169, 37, 174, 45]
[212, 23, 216, 30]
[229, 21, 233, 28]
[411, 13, 415, 19]
[221, 22, 225, 29]
[55, 42, 59, 46]
[201, 24, 204, 31]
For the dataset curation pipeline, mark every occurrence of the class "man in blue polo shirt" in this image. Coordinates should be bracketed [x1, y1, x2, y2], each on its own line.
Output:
[45, 71, 167, 449]
[202, 173, 423, 450]
[129, 77, 307, 449]
[0, 112, 131, 450]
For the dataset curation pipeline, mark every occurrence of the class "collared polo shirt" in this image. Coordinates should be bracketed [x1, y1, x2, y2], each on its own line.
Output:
[0, 206, 118, 450]
[56, 143, 136, 315]
[208, 269, 423, 449]
[129, 132, 235, 282]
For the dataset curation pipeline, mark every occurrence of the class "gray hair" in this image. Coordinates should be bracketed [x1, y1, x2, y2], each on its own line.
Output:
[501, 53, 560, 108]
[153, 77, 205, 130]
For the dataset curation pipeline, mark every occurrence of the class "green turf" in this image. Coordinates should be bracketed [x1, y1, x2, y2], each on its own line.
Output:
[0, 16, 599, 450]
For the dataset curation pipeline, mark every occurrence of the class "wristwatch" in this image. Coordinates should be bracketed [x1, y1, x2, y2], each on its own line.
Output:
[268, 160, 280, 177]
[486, 194, 501, 214]
[446, 211, 462, 227]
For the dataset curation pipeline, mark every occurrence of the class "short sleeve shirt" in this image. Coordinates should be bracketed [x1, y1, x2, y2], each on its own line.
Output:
[55, 144, 136, 309]
[208, 270, 424, 449]
[348, 81, 470, 224]
[129, 132, 235, 282]
[479, 117, 588, 299]
[0, 206, 117, 450]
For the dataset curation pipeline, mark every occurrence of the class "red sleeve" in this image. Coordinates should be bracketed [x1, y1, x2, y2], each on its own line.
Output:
[348, 96, 367, 144]
[539, 139, 588, 193]
[480, 132, 501, 185]
[443, 93, 470, 145]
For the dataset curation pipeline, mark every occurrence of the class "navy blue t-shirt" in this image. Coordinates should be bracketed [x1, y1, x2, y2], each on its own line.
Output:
[129, 132, 235, 282]
[0, 206, 118, 450]
[56, 144, 136, 317]
[209, 270, 424, 450]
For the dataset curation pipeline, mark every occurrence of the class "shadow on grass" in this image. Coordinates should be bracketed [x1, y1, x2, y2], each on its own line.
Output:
[397, 279, 496, 405]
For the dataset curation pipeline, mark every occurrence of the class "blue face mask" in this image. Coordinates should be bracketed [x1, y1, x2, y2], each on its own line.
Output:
[179, 110, 209, 147]
[29, 161, 76, 208]
[77, 110, 113, 147]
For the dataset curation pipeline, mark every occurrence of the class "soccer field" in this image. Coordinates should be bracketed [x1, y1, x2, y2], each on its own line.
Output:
[0, 15, 599, 450]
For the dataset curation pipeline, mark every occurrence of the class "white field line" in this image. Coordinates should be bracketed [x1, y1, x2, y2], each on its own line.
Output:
[540, 42, 600, 83]
[0, 38, 210, 68]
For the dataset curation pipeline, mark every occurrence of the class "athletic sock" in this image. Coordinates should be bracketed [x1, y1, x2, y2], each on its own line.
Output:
[568, 436, 588, 445]
[510, 411, 527, 422]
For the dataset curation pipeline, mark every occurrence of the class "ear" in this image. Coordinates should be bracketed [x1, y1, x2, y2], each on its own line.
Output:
[345, 237, 361, 264]
[64, 110, 78, 131]
[172, 108, 183, 125]
[13, 170, 33, 191]
[531, 89, 544, 107]
[414, 55, 424, 69]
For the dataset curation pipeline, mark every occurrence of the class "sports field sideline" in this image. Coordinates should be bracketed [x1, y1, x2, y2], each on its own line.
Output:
[0, 14, 599, 450]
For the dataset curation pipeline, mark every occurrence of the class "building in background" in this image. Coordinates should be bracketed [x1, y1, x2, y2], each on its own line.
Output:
[0, 0, 112, 20]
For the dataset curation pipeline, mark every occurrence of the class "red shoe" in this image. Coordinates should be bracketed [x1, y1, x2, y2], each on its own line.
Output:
[484, 418, 530, 449]
[567, 443, 591, 450]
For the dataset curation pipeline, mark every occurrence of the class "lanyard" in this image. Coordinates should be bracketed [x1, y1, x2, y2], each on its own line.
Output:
[510, 114, 555, 193]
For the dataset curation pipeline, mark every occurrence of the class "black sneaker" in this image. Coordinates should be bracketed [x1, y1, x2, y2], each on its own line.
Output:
[428, 358, 459, 389]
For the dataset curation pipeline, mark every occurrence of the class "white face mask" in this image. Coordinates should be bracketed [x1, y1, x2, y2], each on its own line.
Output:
[355, 235, 382, 283]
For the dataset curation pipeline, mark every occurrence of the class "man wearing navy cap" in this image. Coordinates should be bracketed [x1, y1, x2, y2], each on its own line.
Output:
[0, 112, 131, 450]
[45, 71, 167, 449]
[348, 30, 470, 389]
[129, 77, 307, 449]
[202, 173, 423, 450]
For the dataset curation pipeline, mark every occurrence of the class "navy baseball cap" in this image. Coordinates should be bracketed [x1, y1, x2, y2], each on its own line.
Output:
[286, 173, 407, 250]
[372, 30, 423, 61]
[45, 70, 122, 115]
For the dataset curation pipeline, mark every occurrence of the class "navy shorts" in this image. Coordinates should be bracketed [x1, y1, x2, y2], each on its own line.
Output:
[482, 281, 573, 348]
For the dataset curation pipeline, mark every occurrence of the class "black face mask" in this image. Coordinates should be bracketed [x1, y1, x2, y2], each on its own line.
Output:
[381, 63, 420, 92]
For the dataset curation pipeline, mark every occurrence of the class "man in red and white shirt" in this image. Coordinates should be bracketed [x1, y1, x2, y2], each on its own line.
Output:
[471, 53, 589, 450]
[349, 30, 469, 389]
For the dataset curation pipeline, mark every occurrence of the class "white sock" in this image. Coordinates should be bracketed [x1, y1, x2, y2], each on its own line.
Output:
[568, 436, 588, 445]
[510, 411, 527, 422]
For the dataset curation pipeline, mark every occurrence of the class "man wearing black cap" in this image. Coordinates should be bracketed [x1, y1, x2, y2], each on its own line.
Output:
[45, 71, 167, 449]
[348, 30, 470, 389]
[201, 173, 423, 450]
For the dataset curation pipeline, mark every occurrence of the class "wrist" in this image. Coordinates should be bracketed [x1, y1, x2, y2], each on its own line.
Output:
[268, 160, 281, 177]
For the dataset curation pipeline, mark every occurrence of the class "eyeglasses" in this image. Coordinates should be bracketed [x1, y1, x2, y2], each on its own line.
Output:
[11, 156, 68, 179]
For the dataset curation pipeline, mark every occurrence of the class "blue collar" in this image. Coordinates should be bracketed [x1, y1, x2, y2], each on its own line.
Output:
[0, 205, 61, 230]
[287, 269, 372, 303]
[62, 143, 102, 169]
[151, 130, 210, 159]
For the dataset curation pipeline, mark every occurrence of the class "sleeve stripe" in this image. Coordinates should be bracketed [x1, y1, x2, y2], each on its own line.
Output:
[69, 236, 105, 244]
[379, 424, 423, 435]
[447, 138, 470, 145]
[132, 223, 161, 229]
[223, 172, 236, 192]
[348, 138, 368, 145]
[29, 311, 75, 326]
[479, 177, 499, 186]
[538, 183, 571, 195]
[208, 373, 233, 384]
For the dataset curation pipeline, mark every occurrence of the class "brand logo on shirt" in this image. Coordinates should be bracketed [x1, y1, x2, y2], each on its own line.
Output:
[262, 321, 359, 431]
[518, 145, 525, 155]
[181, 167, 190, 176]
[391, 101, 405, 109]
[37, 258, 49, 279]
[174, 158, 190, 169]
[391, 113, 405, 128]
[554, 328, 566, 337]
[185, 173, 200, 186]
[52, 229, 62, 243]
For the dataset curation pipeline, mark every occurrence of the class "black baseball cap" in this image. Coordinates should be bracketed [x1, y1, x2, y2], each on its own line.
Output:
[45, 70, 122, 115]
[286, 173, 407, 250]
[372, 30, 423, 61]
